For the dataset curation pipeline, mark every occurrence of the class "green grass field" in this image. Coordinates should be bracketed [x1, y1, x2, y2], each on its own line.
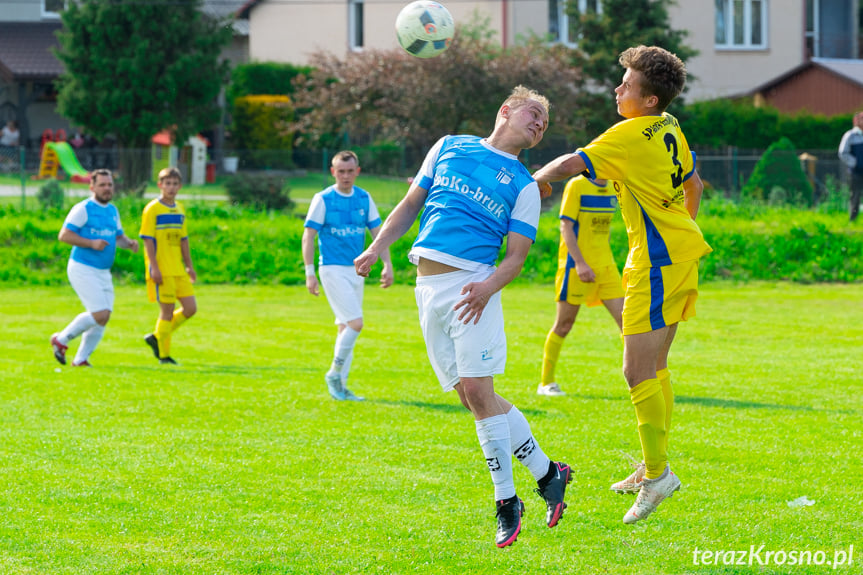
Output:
[1, 282, 860, 573]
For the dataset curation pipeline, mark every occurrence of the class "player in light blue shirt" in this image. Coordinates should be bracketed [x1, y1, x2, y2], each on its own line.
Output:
[50, 169, 139, 367]
[303, 150, 393, 401]
[355, 86, 572, 548]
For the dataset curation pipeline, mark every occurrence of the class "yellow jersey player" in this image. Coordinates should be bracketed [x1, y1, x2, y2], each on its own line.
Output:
[538, 176, 624, 396]
[533, 45, 712, 524]
[140, 167, 197, 365]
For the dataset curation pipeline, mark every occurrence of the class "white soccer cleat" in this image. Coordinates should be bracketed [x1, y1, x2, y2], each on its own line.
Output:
[537, 382, 566, 396]
[622, 465, 681, 524]
[611, 460, 646, 494]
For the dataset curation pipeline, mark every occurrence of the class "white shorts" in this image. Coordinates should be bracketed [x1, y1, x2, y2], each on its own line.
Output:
[415, 268, 506, 392]
[319, 265, 365, 324]
[67, 259, 114, 313]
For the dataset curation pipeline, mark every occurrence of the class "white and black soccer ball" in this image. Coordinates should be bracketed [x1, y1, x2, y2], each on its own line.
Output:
[395, 1, 455, 59]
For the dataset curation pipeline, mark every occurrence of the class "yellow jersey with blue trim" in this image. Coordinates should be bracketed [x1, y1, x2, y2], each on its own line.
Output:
[576, 113, 711, 269]
[557, 176, 619, 271]
[139, 198, 189, 277]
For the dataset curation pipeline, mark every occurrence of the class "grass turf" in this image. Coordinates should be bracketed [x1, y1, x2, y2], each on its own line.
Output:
[1, 282, 860, 574]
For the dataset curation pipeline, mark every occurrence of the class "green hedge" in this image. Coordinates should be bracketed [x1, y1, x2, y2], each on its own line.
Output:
[1, 199, 861, 287]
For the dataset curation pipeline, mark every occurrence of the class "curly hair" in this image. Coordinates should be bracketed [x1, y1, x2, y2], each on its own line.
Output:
[619, 45, 686, 112]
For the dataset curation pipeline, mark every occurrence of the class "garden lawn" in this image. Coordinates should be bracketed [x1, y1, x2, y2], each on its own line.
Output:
[0, 282, 860, 574]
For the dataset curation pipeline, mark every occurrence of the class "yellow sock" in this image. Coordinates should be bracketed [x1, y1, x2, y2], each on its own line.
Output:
[657, 368, 673, 454]
[541, 331, 564, 385]
[171, 308, 188, 332]
[630, 378, 667, 479]
[156, 318, 172, 358]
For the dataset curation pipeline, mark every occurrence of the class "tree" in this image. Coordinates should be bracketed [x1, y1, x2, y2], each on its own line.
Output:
[290, 20, 583, 163]
[55, 0, 231, 193]
[566, 0, 698, 140]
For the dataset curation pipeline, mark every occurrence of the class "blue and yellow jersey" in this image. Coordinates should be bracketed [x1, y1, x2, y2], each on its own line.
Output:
[576, 113, 712, 269]
[139, 199, 188, 277]
[557, 176, 619, 271]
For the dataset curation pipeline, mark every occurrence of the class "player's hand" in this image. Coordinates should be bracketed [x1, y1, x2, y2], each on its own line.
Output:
[537, 181, 553, 199]
[380, 263, 394, 289]
[453, 281, 494, 325]
[187, 268, 197, 283]
[151, 268, 163, 285]
[354, 249, 379, 278]
[576, 262, 596, 283]
[129, 239, 139, 254]
[90, 238, 109, 251]
[306, 274, 319, 296]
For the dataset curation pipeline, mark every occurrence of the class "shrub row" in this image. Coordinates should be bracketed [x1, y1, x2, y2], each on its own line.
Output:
[1, 200, 860, 287]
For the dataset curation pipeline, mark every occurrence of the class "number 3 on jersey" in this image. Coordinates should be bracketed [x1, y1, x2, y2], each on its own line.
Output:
[664, 132, 684, 188]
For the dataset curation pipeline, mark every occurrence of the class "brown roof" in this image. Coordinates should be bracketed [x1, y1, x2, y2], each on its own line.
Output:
[0, 22, 64, 83]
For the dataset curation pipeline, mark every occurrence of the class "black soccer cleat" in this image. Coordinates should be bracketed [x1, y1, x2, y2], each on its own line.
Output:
[159, 356, 178, 365]
[495, 495, 524, 548]
[144, 334, 160, 359]
[534, 461, 572, 528]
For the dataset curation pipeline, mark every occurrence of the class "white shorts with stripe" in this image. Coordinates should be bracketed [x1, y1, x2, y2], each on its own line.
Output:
[319, 265, 365, 324]
[67, 259, 114, 313]
[415, 268, 506, 392]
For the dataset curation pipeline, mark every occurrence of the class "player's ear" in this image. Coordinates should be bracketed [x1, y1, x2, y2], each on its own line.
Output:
[500, 104, 511, 119]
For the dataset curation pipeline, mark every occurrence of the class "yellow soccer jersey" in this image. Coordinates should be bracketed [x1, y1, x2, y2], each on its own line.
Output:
[577, 113, 712, 269]
[557, 176, 619, 271]
[139, 199, 188, 277]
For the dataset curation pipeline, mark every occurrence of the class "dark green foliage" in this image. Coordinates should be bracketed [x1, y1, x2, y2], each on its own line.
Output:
[231, 96, 295, 169]
[741, 138, 813, 206]
[224, 173, 295, 212]
[227, 62, 313, 106]
[37, 180, 65, 210]
[565, 0, 698, 140]
[681, 99, 851, 149]
[2, 199, 862, 287]
[354, 141, 403, 176]
[55, 0, 232, 192]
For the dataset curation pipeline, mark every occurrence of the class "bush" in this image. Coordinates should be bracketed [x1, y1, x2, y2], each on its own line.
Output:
[231, 95, 294, 169]
[224, 173, 295, 212]
[37, 179, 65, 210]
[740, 137, 813, 207]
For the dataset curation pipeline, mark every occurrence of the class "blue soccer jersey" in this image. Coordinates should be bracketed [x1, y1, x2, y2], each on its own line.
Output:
[63, 198, 125, 270]
[304, 185, 382, 266]
[409, 135, 541, 271]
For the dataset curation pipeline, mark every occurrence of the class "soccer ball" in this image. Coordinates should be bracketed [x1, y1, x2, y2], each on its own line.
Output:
[395, 1, 455, 59]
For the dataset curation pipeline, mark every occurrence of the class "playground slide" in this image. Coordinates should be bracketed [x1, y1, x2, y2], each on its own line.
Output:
[47, 141, 90, 182]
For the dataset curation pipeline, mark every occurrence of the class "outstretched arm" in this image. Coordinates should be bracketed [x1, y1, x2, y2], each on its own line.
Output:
[453, 232, 532, 325]
[532, 153, 588, 196]
[355, 183, 428, 277]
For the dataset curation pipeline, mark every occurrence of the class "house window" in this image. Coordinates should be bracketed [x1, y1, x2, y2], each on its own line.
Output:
[349, 0, 364, 51]
[805, 0, 819, 57]
[42, 0, 65, 18]
[715, 0, 768, 50]
[549, 0, 602, 46]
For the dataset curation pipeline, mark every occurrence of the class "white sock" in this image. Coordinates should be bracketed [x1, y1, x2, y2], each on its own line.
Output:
[59, 312, 97, 343]
[506, 405, 552, 481]
[328, 326, 360, 376]
[340, 350, 353, 383]
[475, 414, 515, 500]
[74, 324, 105, 364]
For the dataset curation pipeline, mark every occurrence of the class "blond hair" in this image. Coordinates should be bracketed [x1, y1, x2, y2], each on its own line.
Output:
[331, 150, 359, 167]
[502, 85, 550, 116]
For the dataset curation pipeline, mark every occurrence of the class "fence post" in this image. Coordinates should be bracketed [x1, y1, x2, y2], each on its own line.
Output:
[19, 146, 25, 209]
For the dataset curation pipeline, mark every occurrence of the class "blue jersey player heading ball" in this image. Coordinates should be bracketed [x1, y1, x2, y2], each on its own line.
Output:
[355, 86, 572, 548]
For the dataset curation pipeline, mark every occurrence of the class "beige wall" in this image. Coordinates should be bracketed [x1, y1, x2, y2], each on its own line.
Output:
[669, 0, 806, 101]
[248, 0, 507, 63]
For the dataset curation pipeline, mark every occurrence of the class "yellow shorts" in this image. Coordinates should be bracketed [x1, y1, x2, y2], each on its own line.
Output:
[147, 274, 195, 304]
[621, 260, 700, 335]
[555, 263, 624, 307]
